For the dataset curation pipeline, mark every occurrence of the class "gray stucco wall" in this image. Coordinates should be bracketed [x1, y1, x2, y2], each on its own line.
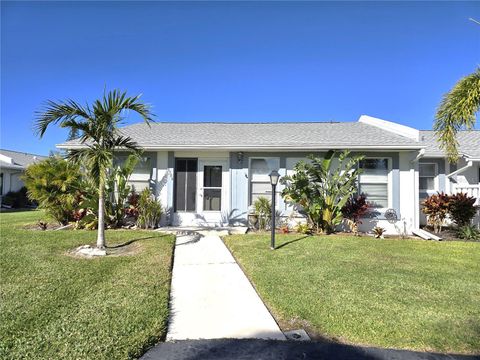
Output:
[230, 151, 401, 220]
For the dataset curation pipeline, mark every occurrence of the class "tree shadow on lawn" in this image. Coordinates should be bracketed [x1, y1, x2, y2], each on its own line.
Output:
[275, 235, 310, 250]
[106, 234, 170, 249]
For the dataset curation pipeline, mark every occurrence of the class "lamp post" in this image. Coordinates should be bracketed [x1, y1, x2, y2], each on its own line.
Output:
[269, 170, 280, 250]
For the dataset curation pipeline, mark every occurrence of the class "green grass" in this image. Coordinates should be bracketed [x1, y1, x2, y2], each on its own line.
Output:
[0, 210, 175, 360]
[224, 234, 480, 354]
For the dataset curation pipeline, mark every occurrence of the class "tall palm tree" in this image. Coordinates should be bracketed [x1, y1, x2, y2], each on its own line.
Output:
[434, 68, 480, 162]
[35, 90, 153, 249]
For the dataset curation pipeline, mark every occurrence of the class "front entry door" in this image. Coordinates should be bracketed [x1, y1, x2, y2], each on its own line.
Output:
[198, 160, 228, 224]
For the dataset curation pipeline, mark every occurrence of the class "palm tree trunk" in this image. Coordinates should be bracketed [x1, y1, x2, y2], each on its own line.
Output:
[97, 178, 106, 249]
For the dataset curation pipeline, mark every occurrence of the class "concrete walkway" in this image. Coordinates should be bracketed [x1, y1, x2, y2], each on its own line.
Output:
[166, 231, 286, 341]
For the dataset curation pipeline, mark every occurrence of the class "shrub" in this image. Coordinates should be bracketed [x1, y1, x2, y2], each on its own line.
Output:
[281, 150, 364, 234]
[22, 157, 83, 225]
[421, 192, 450, 233]
[448, 193, 478, 227]
[456, 225, 480, 241]
[137, 188, 162, 229]
[1, 187, 31, 208]
[254, 196, 271, 231]
[105, 154, 140, 227]
[341, 194, 369, 235]
[125, 191, 140, 219]
[373, 226, 386, 239]
[294, 222, 312, 235]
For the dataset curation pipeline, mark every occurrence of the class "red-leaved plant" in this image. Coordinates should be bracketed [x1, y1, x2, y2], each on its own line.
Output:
[341, 194, 370, 235]
[448, 192, 478, 227]
[421, 192, 450, 233]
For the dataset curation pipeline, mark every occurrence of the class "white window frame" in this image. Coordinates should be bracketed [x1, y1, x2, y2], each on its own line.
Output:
[248, 157, 281, 206]
[419, 162, 438, 193]
[358, 157, 392, 211]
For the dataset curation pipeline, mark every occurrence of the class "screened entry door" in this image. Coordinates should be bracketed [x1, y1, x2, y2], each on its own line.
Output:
[198, 160, 228, 218]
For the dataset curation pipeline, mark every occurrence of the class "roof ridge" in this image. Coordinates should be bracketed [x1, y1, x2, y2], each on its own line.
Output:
[125, 121, 358, 125]
[0, 149, 48, 157]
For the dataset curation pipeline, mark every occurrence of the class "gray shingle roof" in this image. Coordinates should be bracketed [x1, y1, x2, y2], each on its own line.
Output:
[0, 149, 48, 170]
[59, 122, 422, 150]
[419, 131, 480, 158]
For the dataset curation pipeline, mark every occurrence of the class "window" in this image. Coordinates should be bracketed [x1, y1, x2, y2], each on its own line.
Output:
[174, 159, 197, 212]
[358, 158, 389, 208]
[0, 173, 3, 195]
[419, 163, 437, 191]
[249, 158, 280, 204]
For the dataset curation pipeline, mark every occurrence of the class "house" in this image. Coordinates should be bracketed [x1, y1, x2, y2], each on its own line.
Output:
[0, 149, 48, 202]
[57, 115, 480, 234]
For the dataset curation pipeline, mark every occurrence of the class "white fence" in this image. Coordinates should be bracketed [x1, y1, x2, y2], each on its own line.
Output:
[453, 184, 480, 205]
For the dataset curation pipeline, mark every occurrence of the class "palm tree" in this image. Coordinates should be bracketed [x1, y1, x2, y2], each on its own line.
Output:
[434, 68, 480, 162]
[35, 90, 153, 249]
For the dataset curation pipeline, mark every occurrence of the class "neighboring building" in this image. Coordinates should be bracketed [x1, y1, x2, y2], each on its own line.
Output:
[0, 149, 48, 199]
[57, 115, 480, 234]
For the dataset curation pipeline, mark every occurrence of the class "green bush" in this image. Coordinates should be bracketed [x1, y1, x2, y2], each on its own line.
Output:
[457, 225, 480, 241]
[137, 188, 162, 229]
[22, 157, 83, 225]
[254, 196, 271, 230]
[1, 187, 31, 208]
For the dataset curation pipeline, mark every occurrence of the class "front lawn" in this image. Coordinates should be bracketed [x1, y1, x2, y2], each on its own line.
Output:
[0, 210, 175, 360]
[224, 234, 480, 354]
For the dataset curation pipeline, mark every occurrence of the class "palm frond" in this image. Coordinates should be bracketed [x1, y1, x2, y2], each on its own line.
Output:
[35, 99, 92, 138]
[434, 68, 480, 162]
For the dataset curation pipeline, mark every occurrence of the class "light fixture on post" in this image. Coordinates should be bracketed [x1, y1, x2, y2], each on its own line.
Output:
[268, 169, 280, 250]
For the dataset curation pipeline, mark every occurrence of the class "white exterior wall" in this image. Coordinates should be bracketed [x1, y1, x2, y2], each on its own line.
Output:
[155, 151, 173, 226]
[0, 169, 25, 195]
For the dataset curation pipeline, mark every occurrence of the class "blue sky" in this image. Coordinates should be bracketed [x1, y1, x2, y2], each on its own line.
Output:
[1, 1, 479, 155]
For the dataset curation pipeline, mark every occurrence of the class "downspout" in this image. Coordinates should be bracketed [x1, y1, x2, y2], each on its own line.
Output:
[447, 160, 473, 179]
[410, 149, 425, 230]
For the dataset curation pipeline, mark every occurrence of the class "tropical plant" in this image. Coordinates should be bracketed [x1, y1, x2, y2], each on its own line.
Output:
[105, 154, 140, 227]
[372, 226, 386, 239]
[22, 157, 83, 224]
[456, 225, 480, 241]
[341, 194, 369, 235]
[125, 191, 140, 219]
[137, 188, 162, 229]
[253, 196, 271, 230]
[434, 67, 480, 162]
[35, 90, 153, 249]
[421, 192, 450, 233]
[294, 222, 311, 235]
[281, 151, 364, 234]
[448, 192, 478, 227]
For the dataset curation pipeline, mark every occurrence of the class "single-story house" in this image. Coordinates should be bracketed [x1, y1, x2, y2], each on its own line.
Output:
[0, 149, 48, 201]
[58, 115, 480, 234]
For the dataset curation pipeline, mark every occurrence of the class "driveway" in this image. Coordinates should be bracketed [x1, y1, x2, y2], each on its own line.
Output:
[141, 339, 478, 360]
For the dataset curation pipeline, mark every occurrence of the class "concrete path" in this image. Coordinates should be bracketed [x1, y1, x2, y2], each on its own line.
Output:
[166, 231, 286, 341]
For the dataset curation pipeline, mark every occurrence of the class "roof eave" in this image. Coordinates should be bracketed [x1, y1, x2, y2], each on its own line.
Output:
[57, 143, 424, 151]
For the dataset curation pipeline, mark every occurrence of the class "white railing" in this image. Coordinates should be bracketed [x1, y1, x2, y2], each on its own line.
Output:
[453, 184, 480, 205]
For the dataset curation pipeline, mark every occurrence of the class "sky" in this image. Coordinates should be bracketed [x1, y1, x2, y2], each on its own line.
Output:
[1, 1, 479, 156]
